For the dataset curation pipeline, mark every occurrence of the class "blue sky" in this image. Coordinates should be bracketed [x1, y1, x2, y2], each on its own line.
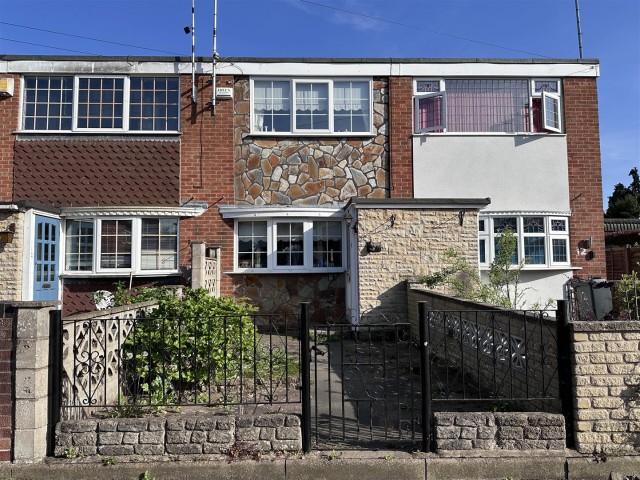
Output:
[1, 0, 638, 208]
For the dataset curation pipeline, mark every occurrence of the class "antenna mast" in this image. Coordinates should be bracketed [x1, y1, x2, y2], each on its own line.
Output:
[574, 0, 584, 59]
[211, 0, 218, 115]
[190, 0, 197, 103]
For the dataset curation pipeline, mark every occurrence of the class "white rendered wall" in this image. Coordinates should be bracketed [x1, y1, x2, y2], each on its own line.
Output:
[479, 269, 573, 309]
[412, 135, 570, 213]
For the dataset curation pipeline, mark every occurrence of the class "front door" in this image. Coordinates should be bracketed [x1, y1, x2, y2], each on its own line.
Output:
[33, 215, 60, 301]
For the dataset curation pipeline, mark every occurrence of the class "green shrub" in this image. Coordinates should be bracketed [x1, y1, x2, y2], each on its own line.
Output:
[122, 288, 258, 404]
[614, 265, 639, 320]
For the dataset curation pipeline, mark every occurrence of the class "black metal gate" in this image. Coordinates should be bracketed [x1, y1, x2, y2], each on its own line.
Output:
[306, 309, 422, 450]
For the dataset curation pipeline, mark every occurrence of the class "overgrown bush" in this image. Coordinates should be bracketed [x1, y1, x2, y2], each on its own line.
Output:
[122, 288, 258, 404]
[614, 265, 639, 320]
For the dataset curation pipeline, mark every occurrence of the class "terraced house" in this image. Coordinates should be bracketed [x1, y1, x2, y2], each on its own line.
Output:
[0, 56, 605, 319]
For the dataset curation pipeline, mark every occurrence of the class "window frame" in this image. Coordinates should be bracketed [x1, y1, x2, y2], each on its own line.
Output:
[480, 215, 570, 269]
[62, 217, 180, 276]
[413, 77, 564, 135]
[250, 77, 373, 136]
[21, 75, 181, 133]
[234, 218, 345, 273]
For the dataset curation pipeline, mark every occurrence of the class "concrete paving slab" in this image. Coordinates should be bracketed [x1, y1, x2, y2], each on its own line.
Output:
[567, 455, 640, 480]
[426, 456, 567, 480]
[285, 457, 426, 480]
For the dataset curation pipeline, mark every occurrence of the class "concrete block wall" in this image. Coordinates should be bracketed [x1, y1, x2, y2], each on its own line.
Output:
[570, 320, 640, 454]
[434, 412, 565, 451]
[356, 208, 478, 320]
[55, 414, 302, 457]
[0, 211, 24, 301]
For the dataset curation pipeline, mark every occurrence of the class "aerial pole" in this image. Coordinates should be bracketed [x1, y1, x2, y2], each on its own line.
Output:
[184, 0, 197, 103]
[211, 0, 219, 115]
[574, 0, 584, 59]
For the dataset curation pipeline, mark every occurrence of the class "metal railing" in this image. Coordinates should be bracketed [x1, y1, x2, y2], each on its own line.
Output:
[58, 312, 301, 418]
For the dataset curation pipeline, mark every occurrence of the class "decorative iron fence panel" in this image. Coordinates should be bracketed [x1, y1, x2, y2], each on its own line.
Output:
[310, 317, 422, 450]
[59, 312, 301, 420]
[424, 308, 561, 412]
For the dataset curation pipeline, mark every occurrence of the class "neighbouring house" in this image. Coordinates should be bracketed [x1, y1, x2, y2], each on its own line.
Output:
[0, 56, 605, 318]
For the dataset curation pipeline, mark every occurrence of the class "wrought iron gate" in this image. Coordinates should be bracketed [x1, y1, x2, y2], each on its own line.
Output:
[308, 312, 422, 450]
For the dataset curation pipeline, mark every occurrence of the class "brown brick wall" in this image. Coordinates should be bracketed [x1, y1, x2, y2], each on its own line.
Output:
[563, 77, 606, 278]
[0, 303, 14, 461]
[0, 74, 19, 202]
[178, 75, 236, 296]
[388, 77, 414, 198]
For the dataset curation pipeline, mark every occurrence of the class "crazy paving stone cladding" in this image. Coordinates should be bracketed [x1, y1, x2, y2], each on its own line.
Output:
[233, 78, 389, 205]
[13, 139, 180, 207]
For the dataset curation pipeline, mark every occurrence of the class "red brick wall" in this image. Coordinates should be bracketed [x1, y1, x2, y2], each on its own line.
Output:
[179, 75, 235, 296]
[0, 304, 14, 461]
[388, 77, 414, 198]
[563, 77, 606, 278]
[0, 75, 19, 202]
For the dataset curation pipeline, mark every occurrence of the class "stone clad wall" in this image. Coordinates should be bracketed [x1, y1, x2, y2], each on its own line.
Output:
[55, 414, 301, 457]
[570, 320, 640, 454]
[0, 211, 24, 301]
[233, 78, 389, 205]
[434, 412, 565, 451]
[356, 208, 478, 320]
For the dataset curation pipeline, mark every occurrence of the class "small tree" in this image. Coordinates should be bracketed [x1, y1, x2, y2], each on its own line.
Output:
[605, 167, 640, 219]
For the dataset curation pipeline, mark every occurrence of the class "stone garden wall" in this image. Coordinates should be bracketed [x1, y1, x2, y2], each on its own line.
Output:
[570, 320, 640, 454]
[434, 412, 565, 451]
[55, 414, 301, 457]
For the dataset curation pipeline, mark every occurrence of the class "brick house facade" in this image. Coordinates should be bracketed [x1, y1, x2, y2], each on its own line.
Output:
[0, 56, 605, 317]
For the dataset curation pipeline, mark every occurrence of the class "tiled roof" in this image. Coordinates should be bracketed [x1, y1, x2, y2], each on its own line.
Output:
[14, 139, 180, 207]
[604, 218, 640, 233]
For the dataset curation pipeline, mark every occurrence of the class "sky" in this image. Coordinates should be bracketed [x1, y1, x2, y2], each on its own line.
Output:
[0, 0, 638, 209]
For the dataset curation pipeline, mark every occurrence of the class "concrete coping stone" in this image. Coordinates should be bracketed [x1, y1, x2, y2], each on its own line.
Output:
[570, 320, 640, 332]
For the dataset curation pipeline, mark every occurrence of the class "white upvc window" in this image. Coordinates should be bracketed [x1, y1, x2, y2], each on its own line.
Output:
[479, 215, 570, 268]
[22, 75, 180, 133]
[413, 78, 563, 134]
[234, 218, 344, 273]
[251, 78, 372, 135]
[63, 217, 179, 275]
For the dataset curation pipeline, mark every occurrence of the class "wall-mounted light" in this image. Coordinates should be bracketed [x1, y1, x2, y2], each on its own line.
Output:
[366, 240, 382, 253]
[0, 223, 16, 244]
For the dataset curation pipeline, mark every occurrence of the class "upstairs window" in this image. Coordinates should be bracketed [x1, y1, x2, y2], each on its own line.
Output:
[414, 78, 562, 134]
[22, 75, 180, 132]
[252, 78, 371, 134]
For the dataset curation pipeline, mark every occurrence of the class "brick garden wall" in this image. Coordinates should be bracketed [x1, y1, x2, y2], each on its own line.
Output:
[570, 320, 640, 454]
[55, 414, 301, 457]
[0, 303, 13, 461]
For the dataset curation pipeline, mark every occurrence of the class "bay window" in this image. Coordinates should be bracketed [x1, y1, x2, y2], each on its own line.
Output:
[234, 218, 344, 272]
[252, 78, 371, 134]
[414, 78, 562, 134]
[64, 217, 179, 274]
[22, 75, 180, 132]
[479, 215, 570, 268]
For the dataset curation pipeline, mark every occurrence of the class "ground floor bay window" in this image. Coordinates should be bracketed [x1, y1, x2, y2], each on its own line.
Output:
[478, 214, 570, 268]
[219, 206, 345, 273]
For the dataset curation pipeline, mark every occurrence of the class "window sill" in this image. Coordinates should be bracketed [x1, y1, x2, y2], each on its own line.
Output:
[413, 132, 567, 137]
[246, 132, 375, 139]
[479, 265, 577, 271]
[60, 271, 181, 278]
[225, 268, 345, 275]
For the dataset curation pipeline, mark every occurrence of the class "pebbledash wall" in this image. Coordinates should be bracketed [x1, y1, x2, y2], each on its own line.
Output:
[571, 320, 640, 454]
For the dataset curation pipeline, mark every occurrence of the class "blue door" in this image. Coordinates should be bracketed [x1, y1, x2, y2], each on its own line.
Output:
[33, 215, 60, 301]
